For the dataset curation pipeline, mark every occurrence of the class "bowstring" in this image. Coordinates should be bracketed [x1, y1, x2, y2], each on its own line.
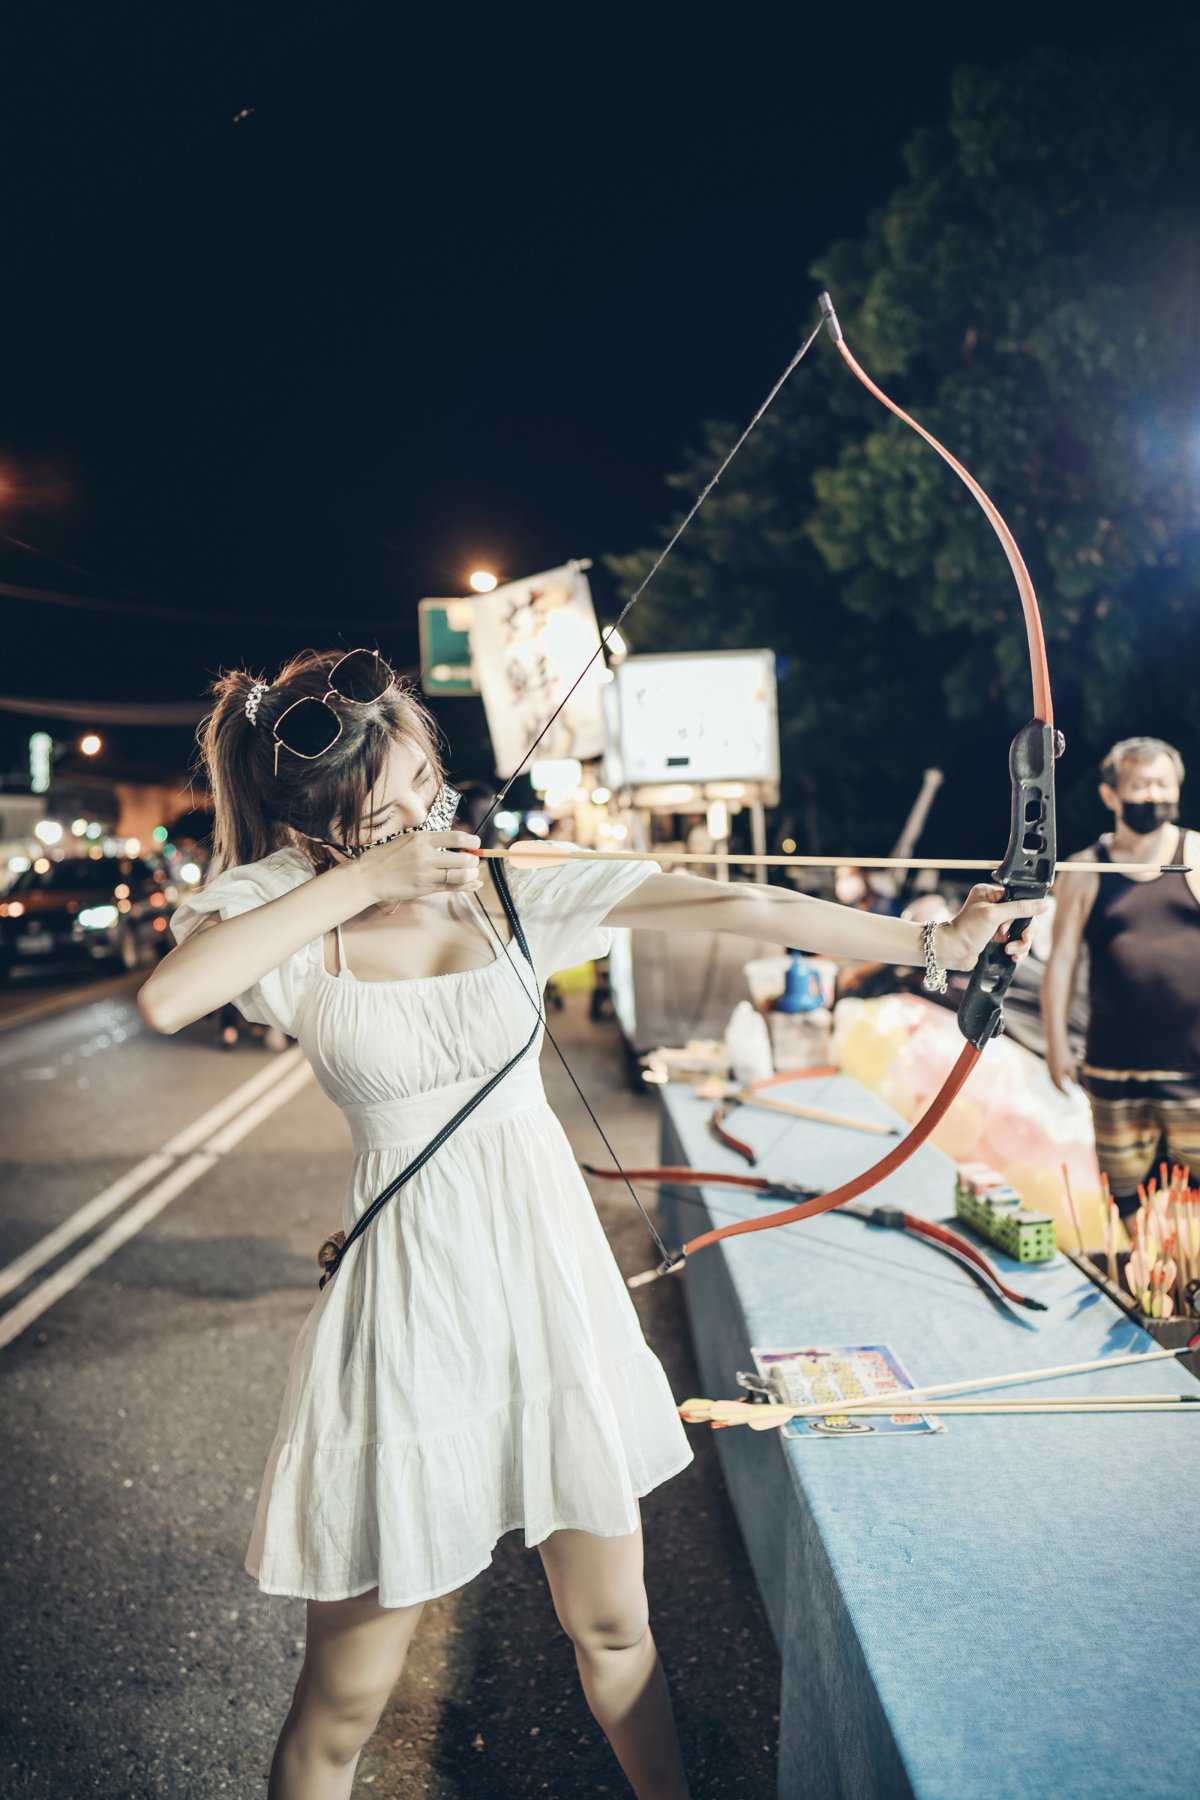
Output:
[475, 313, 825, 836]
[464, 312, 827, 1268]
[465, 890, 674, 1265]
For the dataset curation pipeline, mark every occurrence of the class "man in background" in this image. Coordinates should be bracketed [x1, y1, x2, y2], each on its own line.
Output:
[1041, 736, 1200, 1219]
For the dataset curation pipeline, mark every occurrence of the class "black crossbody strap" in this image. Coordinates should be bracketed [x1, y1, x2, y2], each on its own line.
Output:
[318, 858, 539, 1289]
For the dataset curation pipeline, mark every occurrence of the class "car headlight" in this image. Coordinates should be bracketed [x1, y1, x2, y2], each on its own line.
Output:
[78, 905, 120, 930]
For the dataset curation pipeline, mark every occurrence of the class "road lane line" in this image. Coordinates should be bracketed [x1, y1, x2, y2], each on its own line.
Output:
[0, 1058, 315, 1348]
[0, 1047, 307, 1302]
[164, 1046, 307, 1152]
[201, 1058, 316, 1154]
[0, 972, 140, 1035]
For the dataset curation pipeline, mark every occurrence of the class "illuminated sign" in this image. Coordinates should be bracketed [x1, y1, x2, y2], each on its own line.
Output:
[418, 599, 479, 695]
[29, 732, 53, 794]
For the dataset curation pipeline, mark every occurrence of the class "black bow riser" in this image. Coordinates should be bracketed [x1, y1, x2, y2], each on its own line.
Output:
[957, 719, 1062, 1051]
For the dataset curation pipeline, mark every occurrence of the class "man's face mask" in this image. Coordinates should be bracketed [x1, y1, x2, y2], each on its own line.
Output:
[319, 782, 461, 858]
[1119, 796, 1179, 836]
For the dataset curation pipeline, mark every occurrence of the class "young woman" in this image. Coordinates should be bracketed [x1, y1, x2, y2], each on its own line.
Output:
[138, 647, 1043, 1800]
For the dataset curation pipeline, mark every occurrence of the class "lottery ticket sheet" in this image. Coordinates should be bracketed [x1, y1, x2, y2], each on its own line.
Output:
[750, 1343, 946, 1439]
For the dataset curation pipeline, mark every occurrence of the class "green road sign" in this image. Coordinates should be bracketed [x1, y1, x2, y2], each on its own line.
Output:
[418, 599, 479, 695]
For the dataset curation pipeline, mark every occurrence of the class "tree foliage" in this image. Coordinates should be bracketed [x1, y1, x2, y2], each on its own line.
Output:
[606, 36, 1200, 855]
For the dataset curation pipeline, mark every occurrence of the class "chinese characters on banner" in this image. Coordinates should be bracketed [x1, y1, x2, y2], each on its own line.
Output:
[469, 562, 607, 777]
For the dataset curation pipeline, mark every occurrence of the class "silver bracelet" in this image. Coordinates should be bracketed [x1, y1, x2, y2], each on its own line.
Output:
[921, 920, 948, 994]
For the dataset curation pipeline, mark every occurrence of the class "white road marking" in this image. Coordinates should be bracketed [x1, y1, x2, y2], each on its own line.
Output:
[0, 1045, 306, 1301]
[0, 972, 137, 1036]
[0, 1051, 314, 1347]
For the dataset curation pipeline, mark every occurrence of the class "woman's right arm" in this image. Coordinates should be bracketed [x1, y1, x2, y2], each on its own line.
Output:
[137, 859, 372, 1035]
[138, 828, 483, 1035]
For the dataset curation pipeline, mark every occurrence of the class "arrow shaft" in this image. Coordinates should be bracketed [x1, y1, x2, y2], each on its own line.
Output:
[782, 1346, 1181, 1415]
[472, 848, 1183, 876]
[730, 1092, 899, 1137]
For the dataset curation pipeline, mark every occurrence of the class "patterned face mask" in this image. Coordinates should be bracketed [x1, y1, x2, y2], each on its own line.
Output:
[318, 782, 461, 858]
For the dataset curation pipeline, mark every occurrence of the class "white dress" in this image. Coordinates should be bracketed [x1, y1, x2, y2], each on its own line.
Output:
[169, 846, 693, 1608]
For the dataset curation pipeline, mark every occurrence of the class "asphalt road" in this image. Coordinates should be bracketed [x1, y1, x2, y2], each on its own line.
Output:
[0, 972, 780, 1799]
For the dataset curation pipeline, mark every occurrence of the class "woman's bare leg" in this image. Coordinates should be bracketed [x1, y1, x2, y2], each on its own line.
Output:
[537, 1507, 691, 1800]
[267, 1586, 425, 1800]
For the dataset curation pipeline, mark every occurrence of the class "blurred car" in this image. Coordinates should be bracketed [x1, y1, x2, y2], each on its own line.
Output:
[0, 854, 182, 980]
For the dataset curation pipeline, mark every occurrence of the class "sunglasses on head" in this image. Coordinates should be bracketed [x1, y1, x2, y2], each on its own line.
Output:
[272, 649, 397, 777]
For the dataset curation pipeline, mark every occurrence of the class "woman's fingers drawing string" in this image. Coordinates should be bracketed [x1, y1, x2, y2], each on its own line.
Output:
[359, 829, 484, 904]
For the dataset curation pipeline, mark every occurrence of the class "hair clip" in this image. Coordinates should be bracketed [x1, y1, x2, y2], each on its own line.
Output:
[244, 680, 271, 726]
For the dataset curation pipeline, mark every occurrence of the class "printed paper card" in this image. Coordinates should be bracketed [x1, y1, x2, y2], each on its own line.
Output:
[750, 1343, 945, 1439]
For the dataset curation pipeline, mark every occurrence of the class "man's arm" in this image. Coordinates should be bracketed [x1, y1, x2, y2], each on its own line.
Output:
[1040, 857, 1097, 1091]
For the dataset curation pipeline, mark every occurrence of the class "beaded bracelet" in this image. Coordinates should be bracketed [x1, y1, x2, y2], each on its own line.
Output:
[921, 919, 949, 994]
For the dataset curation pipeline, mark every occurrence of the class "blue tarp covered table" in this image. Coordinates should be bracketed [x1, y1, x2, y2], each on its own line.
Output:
[656, 1072, 1200, 1800]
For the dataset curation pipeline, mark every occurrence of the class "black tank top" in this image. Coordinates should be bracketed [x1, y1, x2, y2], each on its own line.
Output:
[1081, 828, 1200, 1071]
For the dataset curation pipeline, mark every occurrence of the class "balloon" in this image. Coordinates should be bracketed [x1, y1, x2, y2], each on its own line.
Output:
[977, 1111, 1050, 1169]
[929, 1097, 984, 1161]
[1006, 1161, 1068, 1218]
[876, 1070, 915, 1119]
[832, 991, 1105, 1242]
[834, 1002, 907, 1089]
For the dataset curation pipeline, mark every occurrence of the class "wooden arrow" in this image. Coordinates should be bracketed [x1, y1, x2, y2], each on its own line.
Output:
[470, 847, 1188, 876]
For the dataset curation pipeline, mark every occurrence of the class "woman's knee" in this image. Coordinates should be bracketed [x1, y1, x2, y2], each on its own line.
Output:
[299, 1588, 425, 1721]
[289, 1667, 390, 1766]
[538, 1523, 650, 1653]
[568, 1606, 651, 1656]
[553, 1584, 650, 1654]
[295, 1655, 395, 1719]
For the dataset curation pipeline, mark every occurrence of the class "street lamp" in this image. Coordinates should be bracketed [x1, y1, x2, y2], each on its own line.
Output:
[79, 733, 102, 756]
[469, 569, 498, 593]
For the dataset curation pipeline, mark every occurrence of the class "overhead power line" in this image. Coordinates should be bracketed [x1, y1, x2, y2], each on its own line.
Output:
[0, 694, 210, 725]
[0, 575, 415, 629]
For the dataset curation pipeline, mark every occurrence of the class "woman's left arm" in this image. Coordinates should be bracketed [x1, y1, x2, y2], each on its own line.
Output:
[602, 873, 1048, 971]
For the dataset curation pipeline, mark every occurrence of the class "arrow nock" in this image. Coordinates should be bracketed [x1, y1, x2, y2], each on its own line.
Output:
[627, 1250, 687, 1290]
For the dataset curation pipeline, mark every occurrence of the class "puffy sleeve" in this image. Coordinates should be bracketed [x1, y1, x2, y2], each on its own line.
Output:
[168, 849, 319, 1036]
[500, 851, 662, 976]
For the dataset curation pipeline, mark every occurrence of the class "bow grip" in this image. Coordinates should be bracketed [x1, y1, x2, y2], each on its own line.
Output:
[957, 720, 1061, 1050]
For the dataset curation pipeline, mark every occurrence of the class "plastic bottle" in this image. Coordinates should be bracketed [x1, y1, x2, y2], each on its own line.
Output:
[725, 1000, 774, 1084]
[768, 950, 834, 1070]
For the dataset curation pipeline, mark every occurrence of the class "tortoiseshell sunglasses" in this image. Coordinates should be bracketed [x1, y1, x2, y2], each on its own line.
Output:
[271, 649, 396, 777]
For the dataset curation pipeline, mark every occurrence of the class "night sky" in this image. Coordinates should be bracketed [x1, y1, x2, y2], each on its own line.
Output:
[1, 3, 1126, 791]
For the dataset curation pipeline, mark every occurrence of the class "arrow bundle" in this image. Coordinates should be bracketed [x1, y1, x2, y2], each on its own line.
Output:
[1112, 1163, 1200, 1320]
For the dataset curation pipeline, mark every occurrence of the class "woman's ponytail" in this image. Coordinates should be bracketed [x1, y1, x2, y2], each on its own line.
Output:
[191, 649, 447, 878]
[196, 668, 291, 875]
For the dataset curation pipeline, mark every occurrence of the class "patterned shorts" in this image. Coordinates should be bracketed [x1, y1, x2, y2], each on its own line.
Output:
[1081, 1066, 1200, 1202]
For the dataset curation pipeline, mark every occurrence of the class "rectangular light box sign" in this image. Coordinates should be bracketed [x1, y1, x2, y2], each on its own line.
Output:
[612, 649, 780, 786]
